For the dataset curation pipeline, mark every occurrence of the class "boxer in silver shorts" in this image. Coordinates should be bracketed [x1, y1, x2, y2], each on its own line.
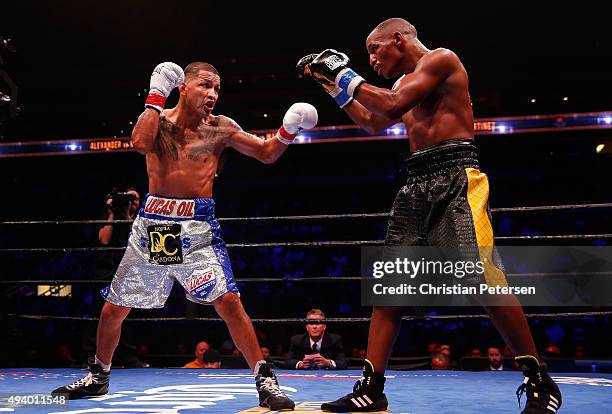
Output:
[52, 61, 318, 411]
[103, 195, 238, 308]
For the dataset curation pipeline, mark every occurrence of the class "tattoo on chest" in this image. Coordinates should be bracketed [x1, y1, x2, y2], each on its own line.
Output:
[153, 118, 182, 159]
[154, 118, 227, 161]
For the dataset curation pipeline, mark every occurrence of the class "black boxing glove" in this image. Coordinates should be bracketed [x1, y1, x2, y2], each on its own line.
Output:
[297, 49, 365, 108]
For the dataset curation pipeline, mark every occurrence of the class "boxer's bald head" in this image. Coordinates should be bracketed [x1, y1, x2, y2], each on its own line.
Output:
[372, 18, 417, 39]
[366, 17, 420, 79]
[366, 18, 422, 78]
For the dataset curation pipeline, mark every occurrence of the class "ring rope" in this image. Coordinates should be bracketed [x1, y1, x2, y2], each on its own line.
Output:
[0, 241, 380, 253]
[0, 276, 364, 285]
[3, 271, 612, 285]
[1, 202, 611, 226]
[490, 202, 612, 213]
[7, 311, 612, 323]
[494, 234, 612, 240]
[2, 233, 612, 254]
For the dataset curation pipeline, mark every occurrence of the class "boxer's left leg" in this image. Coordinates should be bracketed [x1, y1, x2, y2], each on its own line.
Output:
[436, 166, 561, 413]
[321, 180, 427, 413]
[212, 292, 295, 411]
[179, 216, 295, 411]
[52, 217, 173, 400]
[212, 292, 262, 370]
[96, 302, 132, 366]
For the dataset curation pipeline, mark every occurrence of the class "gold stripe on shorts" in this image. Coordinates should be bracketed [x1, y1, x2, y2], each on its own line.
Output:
[465, 167, 508, 287]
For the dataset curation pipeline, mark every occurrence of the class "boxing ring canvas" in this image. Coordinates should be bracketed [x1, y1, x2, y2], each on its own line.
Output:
[1, 369, 610, 413]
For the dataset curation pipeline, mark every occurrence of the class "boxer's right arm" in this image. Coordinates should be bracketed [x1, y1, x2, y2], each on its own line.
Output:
[297, 52, 398, 134]
[131, 109, 160, 154]
[343, 100, 400, 134]
[131, 62, 184, 154]
[226, 103, 318, 163]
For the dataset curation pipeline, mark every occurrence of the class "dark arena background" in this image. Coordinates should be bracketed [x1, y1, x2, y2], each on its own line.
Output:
[1, 1, 611, 413]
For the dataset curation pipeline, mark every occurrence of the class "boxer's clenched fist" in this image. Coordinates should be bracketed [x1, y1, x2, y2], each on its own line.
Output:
[145, 62, 185, 112]
[276, 103, 318, 144]
[297, 50, 365, 109]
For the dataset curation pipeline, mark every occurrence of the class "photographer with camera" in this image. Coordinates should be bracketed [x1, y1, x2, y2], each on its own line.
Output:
[89, 186, 148, 368]
[98, 187, 141, 246]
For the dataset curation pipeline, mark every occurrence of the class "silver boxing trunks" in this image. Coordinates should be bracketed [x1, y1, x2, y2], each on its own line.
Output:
[101, 194, 239, 308]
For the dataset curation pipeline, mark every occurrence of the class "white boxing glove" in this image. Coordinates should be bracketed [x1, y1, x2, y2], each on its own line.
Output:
[277, 102, 318, 144]
[145, 62, 185, 112]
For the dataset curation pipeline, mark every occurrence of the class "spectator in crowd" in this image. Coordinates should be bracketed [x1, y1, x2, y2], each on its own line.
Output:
[183, 341, 221, 369]
[204, 350, 222, 368]
[427, 341, 439, 355]
[466, 347, 482, 357]
[543, 344, 561, 358]
[261, 346, 271, 360]
[487, 346, 504, 371]
[274, 343, 287, 358]
[574, 345, 586, 359]
[285, 309, 347, 370]
[176, 343, 189, 356]
[431, 346, 452, 370]
[502, 344, 514, 358]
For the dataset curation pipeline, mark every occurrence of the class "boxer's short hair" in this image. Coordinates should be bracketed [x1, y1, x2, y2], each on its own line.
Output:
[185, 62, 220, 80]
[375, 18, 417, 38]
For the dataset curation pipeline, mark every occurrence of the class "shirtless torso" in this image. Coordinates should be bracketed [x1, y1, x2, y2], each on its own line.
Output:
[347, 47, 475, 152]
[132, 68, 308, 198]
[397, 49, 474, 151]
[146, 111, 235, 198]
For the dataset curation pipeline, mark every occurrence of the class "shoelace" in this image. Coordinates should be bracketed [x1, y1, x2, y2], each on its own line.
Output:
[353, 379, 364, 394]
[260, 376, 285, 397]
[349, 378, 368, 397]
[516, 376, 545, 408]
[67, 373, 94, 389]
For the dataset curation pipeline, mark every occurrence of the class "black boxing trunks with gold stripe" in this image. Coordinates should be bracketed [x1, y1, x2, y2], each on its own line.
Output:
[385, 139, 507, 287]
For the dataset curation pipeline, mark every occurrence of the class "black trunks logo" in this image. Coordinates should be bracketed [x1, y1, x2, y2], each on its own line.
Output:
[147, 224, 183, 265]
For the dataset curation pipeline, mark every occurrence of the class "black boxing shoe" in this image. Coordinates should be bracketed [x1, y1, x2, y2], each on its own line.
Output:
[321, 359, 388, 412]
[515, 355, 562, 413]
[52, 357, 109, 399]
[255, 362, 295, 411]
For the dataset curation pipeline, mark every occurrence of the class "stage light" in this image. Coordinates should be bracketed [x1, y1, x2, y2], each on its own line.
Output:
[496, 124, 508, 133]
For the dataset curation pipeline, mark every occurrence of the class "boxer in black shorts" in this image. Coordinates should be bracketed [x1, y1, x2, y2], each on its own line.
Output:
[299, 18, 561, 414]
